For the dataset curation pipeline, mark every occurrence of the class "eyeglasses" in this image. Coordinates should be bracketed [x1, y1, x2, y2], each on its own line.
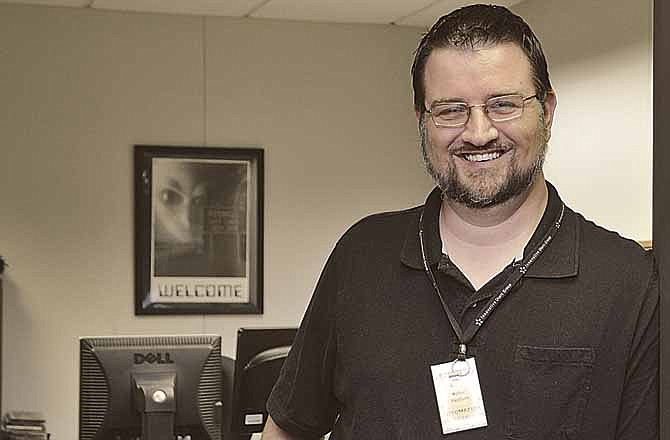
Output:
[425, 94, 539, 128]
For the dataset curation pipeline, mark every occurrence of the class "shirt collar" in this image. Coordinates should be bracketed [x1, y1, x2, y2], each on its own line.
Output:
[400, 181, 579, 278]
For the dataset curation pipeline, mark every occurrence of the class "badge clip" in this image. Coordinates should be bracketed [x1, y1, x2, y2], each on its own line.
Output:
[457, 343, 467, 361]
[450, 344, 470, 376]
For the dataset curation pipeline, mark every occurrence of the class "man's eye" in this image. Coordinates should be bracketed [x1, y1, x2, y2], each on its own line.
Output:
[160, 189, 184, 207]
[490, 100, 516, 108]
[435, 105, 467, 117]
[488, 100, 522, 115]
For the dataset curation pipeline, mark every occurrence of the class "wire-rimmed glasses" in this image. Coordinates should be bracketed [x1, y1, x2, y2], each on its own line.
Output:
[425, 94, 539, 128]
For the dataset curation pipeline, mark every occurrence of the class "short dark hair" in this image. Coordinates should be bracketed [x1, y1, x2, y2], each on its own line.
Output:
[411, 4, 552, 115]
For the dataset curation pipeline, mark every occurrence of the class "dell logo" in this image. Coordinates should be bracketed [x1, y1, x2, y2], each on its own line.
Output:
[134, 352, 175, 365]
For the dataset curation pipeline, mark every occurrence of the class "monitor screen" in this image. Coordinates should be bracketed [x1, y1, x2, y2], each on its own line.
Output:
[79, 334, 223, 440]
[224, 327, 297, 437]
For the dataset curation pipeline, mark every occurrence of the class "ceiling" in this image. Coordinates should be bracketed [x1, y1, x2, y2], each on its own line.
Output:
[0, 0, 523, 28]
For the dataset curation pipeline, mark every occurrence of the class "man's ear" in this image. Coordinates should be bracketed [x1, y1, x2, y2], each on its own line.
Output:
[543, 91, 557, 131]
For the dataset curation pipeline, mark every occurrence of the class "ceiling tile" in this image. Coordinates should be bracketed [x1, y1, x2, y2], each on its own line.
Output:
[90, 0, 264, 17]
[0, 0, 529, 26]
[251, 0, 435, 25]
[396, 0, 525, 28]
[0, 0, 89, 6]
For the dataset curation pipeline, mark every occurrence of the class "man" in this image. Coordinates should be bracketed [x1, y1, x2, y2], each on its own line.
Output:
[263, 4, 658, 439]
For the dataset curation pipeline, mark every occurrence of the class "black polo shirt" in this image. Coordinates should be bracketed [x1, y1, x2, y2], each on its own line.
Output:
[267, 182, 658, 440]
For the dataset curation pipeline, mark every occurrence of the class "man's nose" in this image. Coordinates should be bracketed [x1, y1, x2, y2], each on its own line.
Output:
[460, 107, 499, 147]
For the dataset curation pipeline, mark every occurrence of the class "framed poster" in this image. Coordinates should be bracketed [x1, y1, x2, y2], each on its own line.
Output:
[134, 145, 263, 314]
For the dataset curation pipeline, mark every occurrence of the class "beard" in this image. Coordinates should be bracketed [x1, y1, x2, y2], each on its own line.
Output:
[420, 116, 548, 209]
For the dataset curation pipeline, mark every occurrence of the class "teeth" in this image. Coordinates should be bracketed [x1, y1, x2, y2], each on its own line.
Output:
[463, 151, 502, 162]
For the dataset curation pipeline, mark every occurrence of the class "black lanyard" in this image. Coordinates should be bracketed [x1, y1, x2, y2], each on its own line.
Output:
[418, 203, 565, 360]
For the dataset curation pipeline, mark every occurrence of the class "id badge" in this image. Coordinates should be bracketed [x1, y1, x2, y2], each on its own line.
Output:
[430, 358, 488, 435]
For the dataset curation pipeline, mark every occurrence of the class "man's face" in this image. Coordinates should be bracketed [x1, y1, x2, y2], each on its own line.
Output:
[418, 43, 556, 209]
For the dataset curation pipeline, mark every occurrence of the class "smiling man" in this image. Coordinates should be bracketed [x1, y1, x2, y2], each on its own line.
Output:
[263, 4, 658, 440]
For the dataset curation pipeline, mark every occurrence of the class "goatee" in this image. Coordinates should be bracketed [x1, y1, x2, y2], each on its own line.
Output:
[419, 116, 547, 209]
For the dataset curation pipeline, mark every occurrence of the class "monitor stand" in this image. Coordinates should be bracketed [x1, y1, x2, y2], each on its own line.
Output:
[132, 370, 177, 440]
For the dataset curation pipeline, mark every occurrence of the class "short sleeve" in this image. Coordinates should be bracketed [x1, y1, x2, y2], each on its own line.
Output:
[615, 253, 659, 440]
[266, 248, 340, 438]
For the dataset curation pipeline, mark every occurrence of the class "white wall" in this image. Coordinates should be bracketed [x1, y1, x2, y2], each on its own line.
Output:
[0, 4, 431, 438]
[512, 0, 653, 240]
[0, 0, 653, 438]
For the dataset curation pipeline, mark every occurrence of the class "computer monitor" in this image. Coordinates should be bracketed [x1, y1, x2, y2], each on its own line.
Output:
[223, 327, 297, 439]
[79, 334, 223, 440]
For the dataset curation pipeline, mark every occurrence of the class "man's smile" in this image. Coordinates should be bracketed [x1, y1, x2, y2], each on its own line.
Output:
[454, 148, 511, 163]
[462, 151, 503, 162]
